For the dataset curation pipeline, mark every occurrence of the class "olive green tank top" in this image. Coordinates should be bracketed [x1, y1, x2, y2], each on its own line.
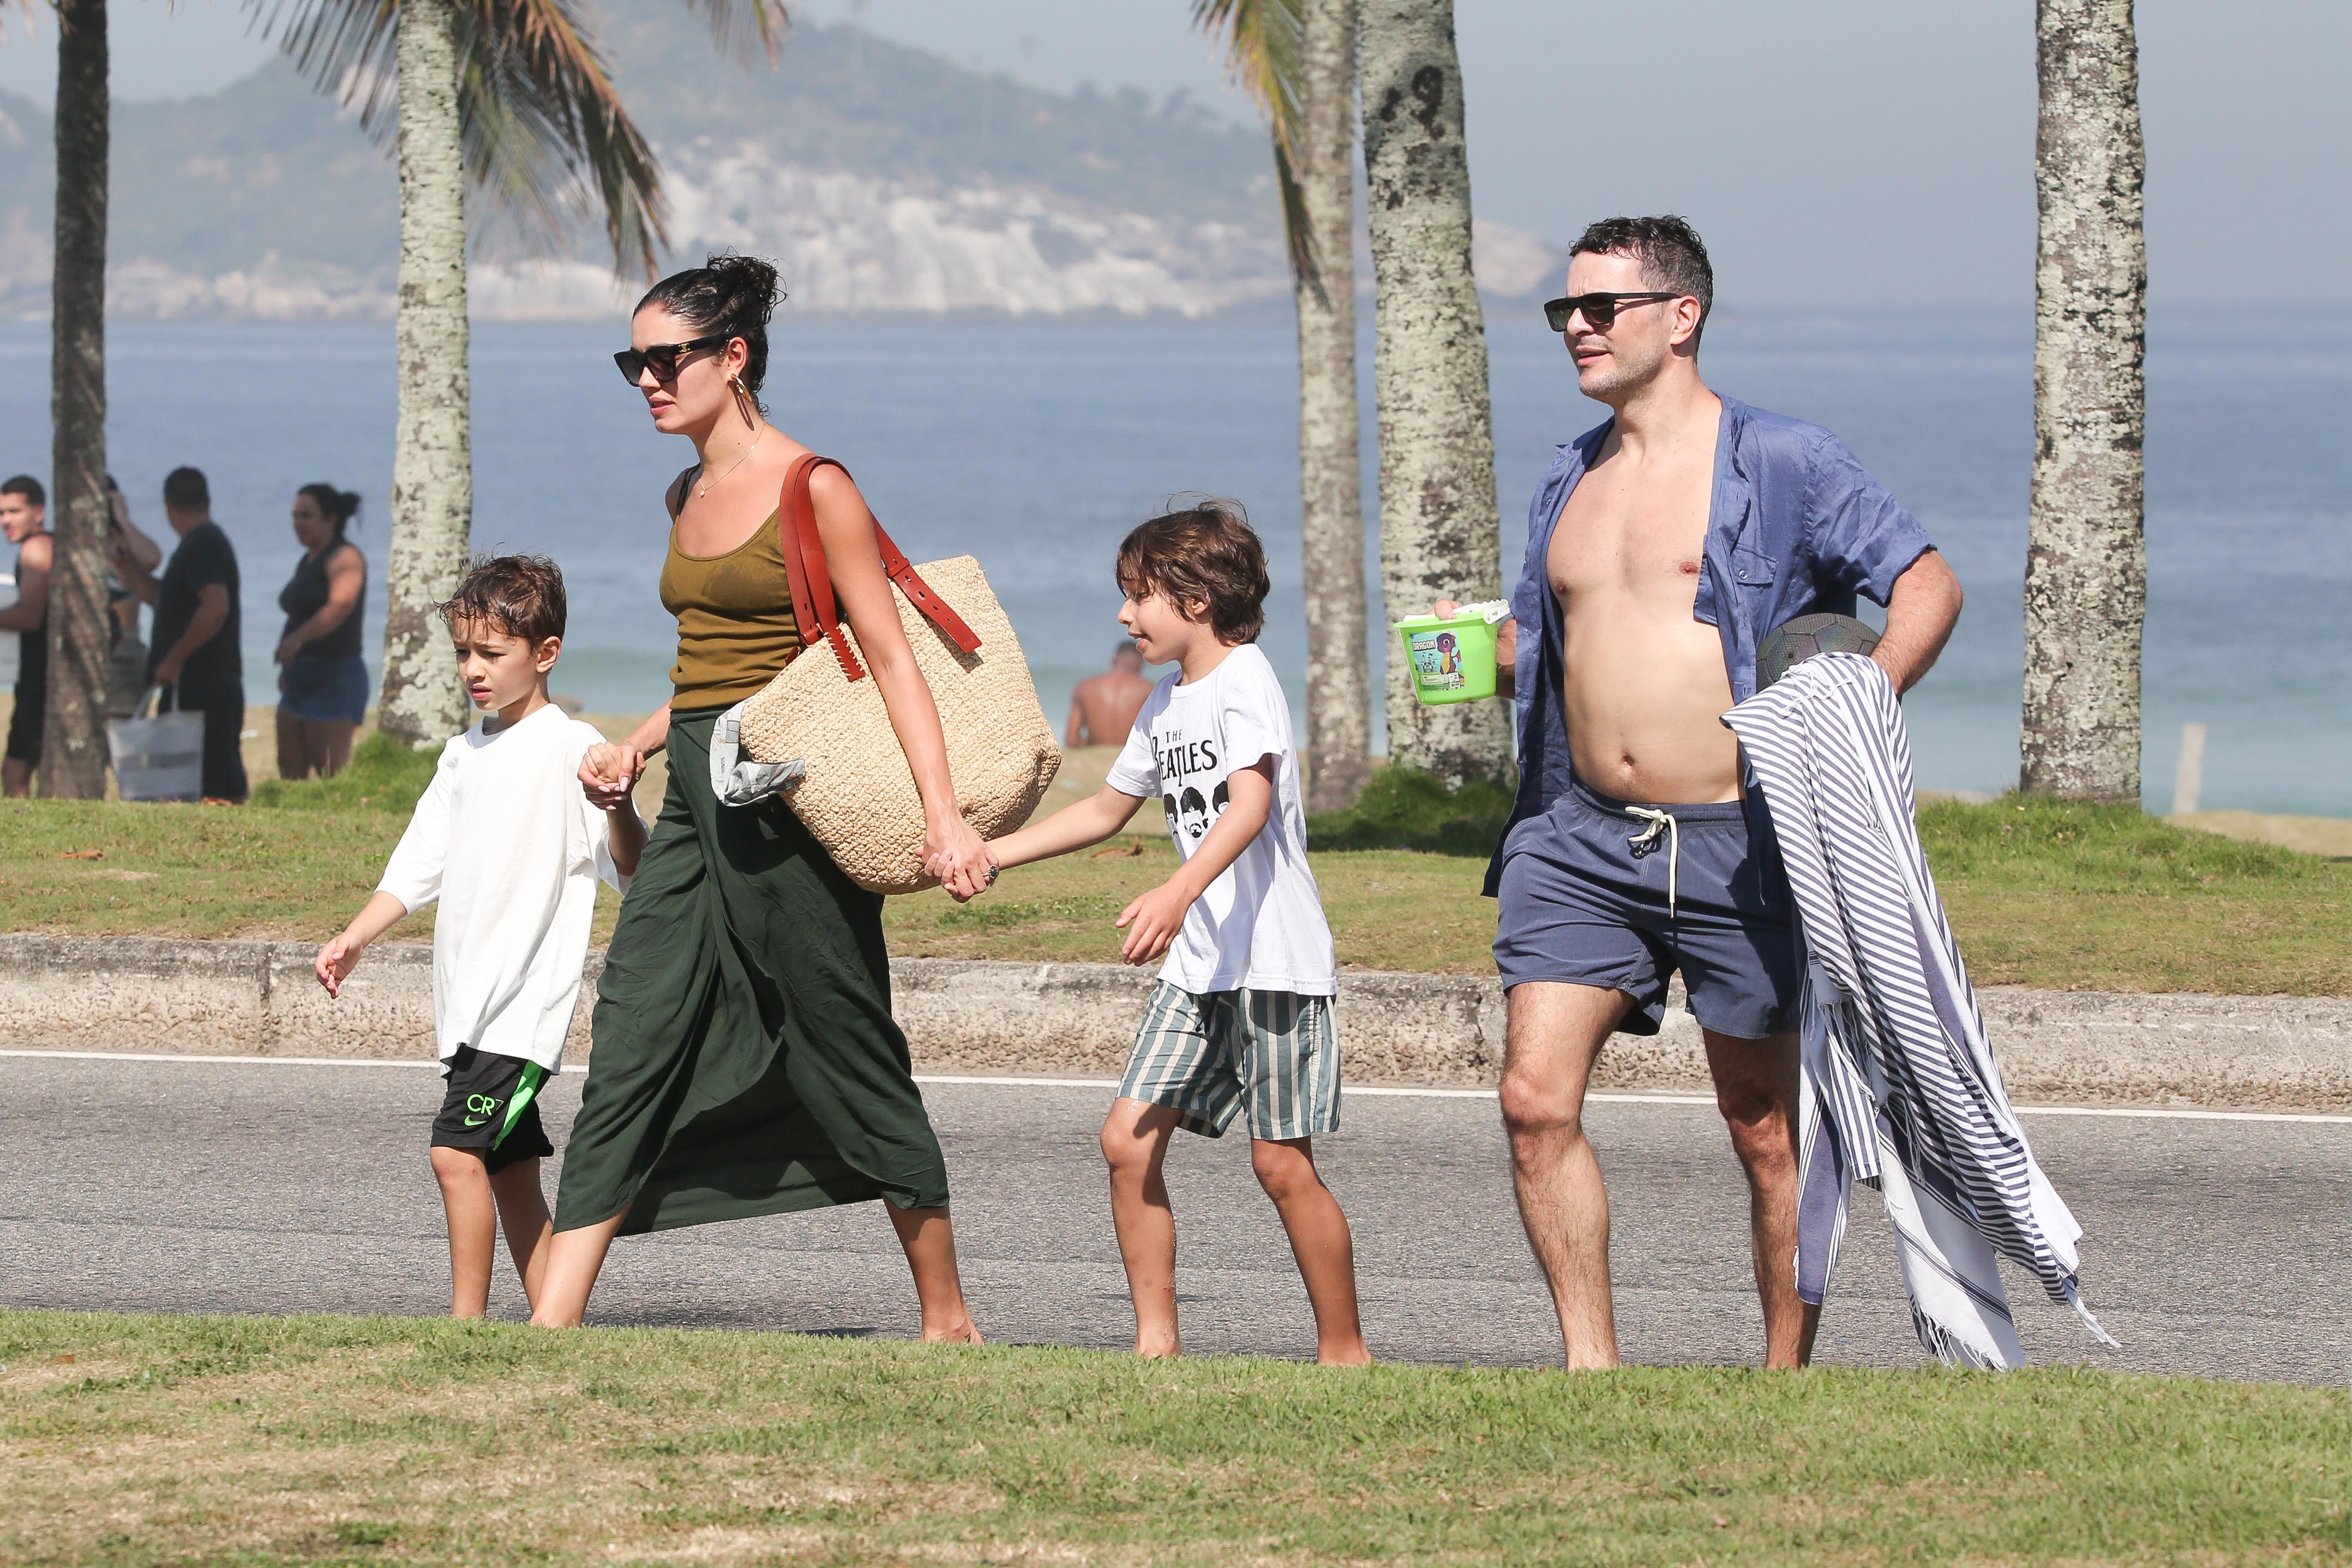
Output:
[658, 495, 802, 711]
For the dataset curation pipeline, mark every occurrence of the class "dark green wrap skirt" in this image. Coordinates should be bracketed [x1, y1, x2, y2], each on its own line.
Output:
[552, 708, 951, 1235]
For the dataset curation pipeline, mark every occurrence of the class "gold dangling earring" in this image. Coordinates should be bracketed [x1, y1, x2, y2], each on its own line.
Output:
[730, 374, 760, 431]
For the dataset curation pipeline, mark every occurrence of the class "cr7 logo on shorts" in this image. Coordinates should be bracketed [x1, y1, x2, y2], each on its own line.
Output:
[461, 1091, 503, 1127]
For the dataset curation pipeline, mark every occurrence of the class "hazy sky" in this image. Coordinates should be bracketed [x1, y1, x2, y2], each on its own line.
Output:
[2, 0, 2342, 307]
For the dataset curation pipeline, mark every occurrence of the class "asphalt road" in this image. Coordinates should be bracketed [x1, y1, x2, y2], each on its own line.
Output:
[2, 1053, 2343, 1384]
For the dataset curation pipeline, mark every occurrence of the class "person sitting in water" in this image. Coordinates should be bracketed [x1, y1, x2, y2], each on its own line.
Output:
[1065, 639, 1154, 748]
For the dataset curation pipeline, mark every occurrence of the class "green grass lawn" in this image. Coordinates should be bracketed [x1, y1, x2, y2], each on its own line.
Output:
[3, 745, 2345, 993]
[0, 1312, 2339, 1567]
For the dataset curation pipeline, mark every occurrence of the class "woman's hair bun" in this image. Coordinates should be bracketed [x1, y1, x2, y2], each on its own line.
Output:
[635, 251, 788, 402]
[297, 482, 363, 539]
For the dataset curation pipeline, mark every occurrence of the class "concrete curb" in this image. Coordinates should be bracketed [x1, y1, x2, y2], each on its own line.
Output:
[0, 933, 2344, 1110]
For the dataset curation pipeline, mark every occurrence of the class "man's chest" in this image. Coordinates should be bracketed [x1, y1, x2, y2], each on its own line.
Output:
[1545, 455, 1717, 608]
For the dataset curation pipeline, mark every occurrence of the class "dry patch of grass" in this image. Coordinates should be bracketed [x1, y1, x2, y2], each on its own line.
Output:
[2176, 809, 2352, 861]
[0, 1311, 2341, 1567]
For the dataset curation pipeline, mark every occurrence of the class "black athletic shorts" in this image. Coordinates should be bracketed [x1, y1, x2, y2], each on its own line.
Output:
[431, 1046, 555, 1173]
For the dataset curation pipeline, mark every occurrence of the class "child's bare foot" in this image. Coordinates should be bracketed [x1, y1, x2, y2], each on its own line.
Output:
[1317, 1341, 1372, 1367]
[1133, 1335, 1181, 1359]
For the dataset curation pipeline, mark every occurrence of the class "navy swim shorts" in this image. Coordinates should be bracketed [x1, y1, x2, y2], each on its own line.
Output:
[1493, 778, 1799, 1040]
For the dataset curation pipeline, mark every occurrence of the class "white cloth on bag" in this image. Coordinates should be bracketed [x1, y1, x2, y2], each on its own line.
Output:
[707, 696, 805, 806]
[1105, 644, 1335, 996]
[376, 703, 637, 1073]
[1723, 652, 2116, 1369]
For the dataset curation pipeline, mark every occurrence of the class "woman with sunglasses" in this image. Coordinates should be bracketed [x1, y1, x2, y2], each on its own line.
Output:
[531, 253, 988, 1340]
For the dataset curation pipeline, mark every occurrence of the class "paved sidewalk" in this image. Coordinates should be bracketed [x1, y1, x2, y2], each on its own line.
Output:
[2, 1053, 2343, 1383]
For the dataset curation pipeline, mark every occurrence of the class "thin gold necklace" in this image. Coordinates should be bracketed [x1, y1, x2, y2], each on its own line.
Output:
[697, 427, 764, 498]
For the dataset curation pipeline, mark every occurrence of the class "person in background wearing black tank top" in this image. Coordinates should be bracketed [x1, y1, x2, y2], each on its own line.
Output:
[274, 484, 368, 779]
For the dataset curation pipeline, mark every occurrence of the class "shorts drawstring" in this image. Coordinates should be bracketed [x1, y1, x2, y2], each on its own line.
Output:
[1625, 806, 1681, 918]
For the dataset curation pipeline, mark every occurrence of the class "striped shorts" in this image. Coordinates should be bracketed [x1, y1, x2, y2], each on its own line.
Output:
[1117, 982, 1341, 1142]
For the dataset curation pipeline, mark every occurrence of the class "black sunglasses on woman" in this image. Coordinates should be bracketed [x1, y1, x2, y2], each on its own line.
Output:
[613, 334, 729, 385]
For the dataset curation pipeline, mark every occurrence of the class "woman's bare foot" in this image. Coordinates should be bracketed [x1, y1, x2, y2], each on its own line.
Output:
[1317, 1342, 1373, 1367]
[921, 1313, 984, 1345]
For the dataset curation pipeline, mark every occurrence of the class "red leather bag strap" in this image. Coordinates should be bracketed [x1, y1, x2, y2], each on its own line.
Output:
[776, 453, 981, 685]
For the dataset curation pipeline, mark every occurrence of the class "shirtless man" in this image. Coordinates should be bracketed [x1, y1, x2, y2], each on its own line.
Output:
[1444, 217, 1963, 1369]
[1065, 640, 1154, 748]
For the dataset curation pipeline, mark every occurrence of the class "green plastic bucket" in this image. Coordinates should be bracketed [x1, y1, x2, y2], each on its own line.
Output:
[1395, 604, 1505, 705]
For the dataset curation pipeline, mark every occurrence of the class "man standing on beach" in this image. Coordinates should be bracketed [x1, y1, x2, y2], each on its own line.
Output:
[0, 476, 52, 797]
[1065, 639, 1154, 748]
[1448, 216, 1964, 1368]
[122, 466, 248, 803]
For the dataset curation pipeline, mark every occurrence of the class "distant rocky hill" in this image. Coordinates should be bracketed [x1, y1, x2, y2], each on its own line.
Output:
[0, 16, 1559, 321]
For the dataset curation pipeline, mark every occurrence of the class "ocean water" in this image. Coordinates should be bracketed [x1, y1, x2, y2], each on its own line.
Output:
[0, 308, 2341, 814]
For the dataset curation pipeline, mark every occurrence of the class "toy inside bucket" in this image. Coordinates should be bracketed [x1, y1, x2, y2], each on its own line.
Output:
[1395, 601, 1508, 705]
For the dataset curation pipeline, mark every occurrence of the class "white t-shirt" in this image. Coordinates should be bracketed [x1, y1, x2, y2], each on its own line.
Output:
[376, 703, 635, 1072]
[1105, 643, 1335, 997]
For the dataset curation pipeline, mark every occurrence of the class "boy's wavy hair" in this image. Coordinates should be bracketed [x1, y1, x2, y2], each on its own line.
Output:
[437, 554, 567, 644]
[1115, 498, 1268, 645]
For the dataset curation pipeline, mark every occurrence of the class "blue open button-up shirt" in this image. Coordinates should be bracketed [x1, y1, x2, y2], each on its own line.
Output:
[1484, 395, 1935, 896]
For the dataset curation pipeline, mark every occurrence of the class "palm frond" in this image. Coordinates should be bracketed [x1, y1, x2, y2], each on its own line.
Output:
[244, 0, 790, 279]
[1190, 0, 1318, 290]
[668, 0, 789, 64]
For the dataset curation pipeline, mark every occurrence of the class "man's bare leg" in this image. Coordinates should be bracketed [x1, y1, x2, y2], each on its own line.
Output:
[529, 1209, 629, 1327]
[1250, 1136, 1370, 1366]
[884, 1202, 983, 1343]
[1100, 1098, 1184, 1356]
[429, 1146, 499, 1318]
[1703, 1028, 1820, 1368]
[1499, 981, 1633, 1368]
[489, 1158, 554, 1312]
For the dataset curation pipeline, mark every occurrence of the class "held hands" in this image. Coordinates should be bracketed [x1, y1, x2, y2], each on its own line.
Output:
[1115, 878, 1193, 966]
[314, 930, 365, 999]
[274, 635, 304, 666]
[580, 743, 643, 813]
[923, 813, 994, 902]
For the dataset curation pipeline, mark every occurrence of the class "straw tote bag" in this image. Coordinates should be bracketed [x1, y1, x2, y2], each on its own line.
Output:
[735, 453, 1060, 894]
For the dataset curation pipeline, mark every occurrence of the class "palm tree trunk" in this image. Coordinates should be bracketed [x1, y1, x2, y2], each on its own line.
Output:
[1358, 0, 1510, 787]
[39, 0, 111, 800]
[1293, 0, 1370, 813]
[379, 0, 473, 747]
[2023, 0, 2146, 802]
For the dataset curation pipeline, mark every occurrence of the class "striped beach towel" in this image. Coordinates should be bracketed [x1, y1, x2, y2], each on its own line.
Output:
[1724, 653, 2117, 1368]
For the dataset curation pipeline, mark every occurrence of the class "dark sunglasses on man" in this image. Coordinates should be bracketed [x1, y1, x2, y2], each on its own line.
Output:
[1542, 291, 1683, 333]
[613, 333, 729, 385]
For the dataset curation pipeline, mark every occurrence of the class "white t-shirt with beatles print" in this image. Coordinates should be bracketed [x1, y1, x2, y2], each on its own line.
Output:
[1105, 642, 1335, 997]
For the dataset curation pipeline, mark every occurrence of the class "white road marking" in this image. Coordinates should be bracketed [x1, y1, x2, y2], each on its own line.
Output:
[4, 1049, 2345, 1125]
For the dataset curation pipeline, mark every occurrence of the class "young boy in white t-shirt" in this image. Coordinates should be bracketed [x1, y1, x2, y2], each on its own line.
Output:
[985, 502, 1366, 1365]
[314, 555, 645, 1319]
